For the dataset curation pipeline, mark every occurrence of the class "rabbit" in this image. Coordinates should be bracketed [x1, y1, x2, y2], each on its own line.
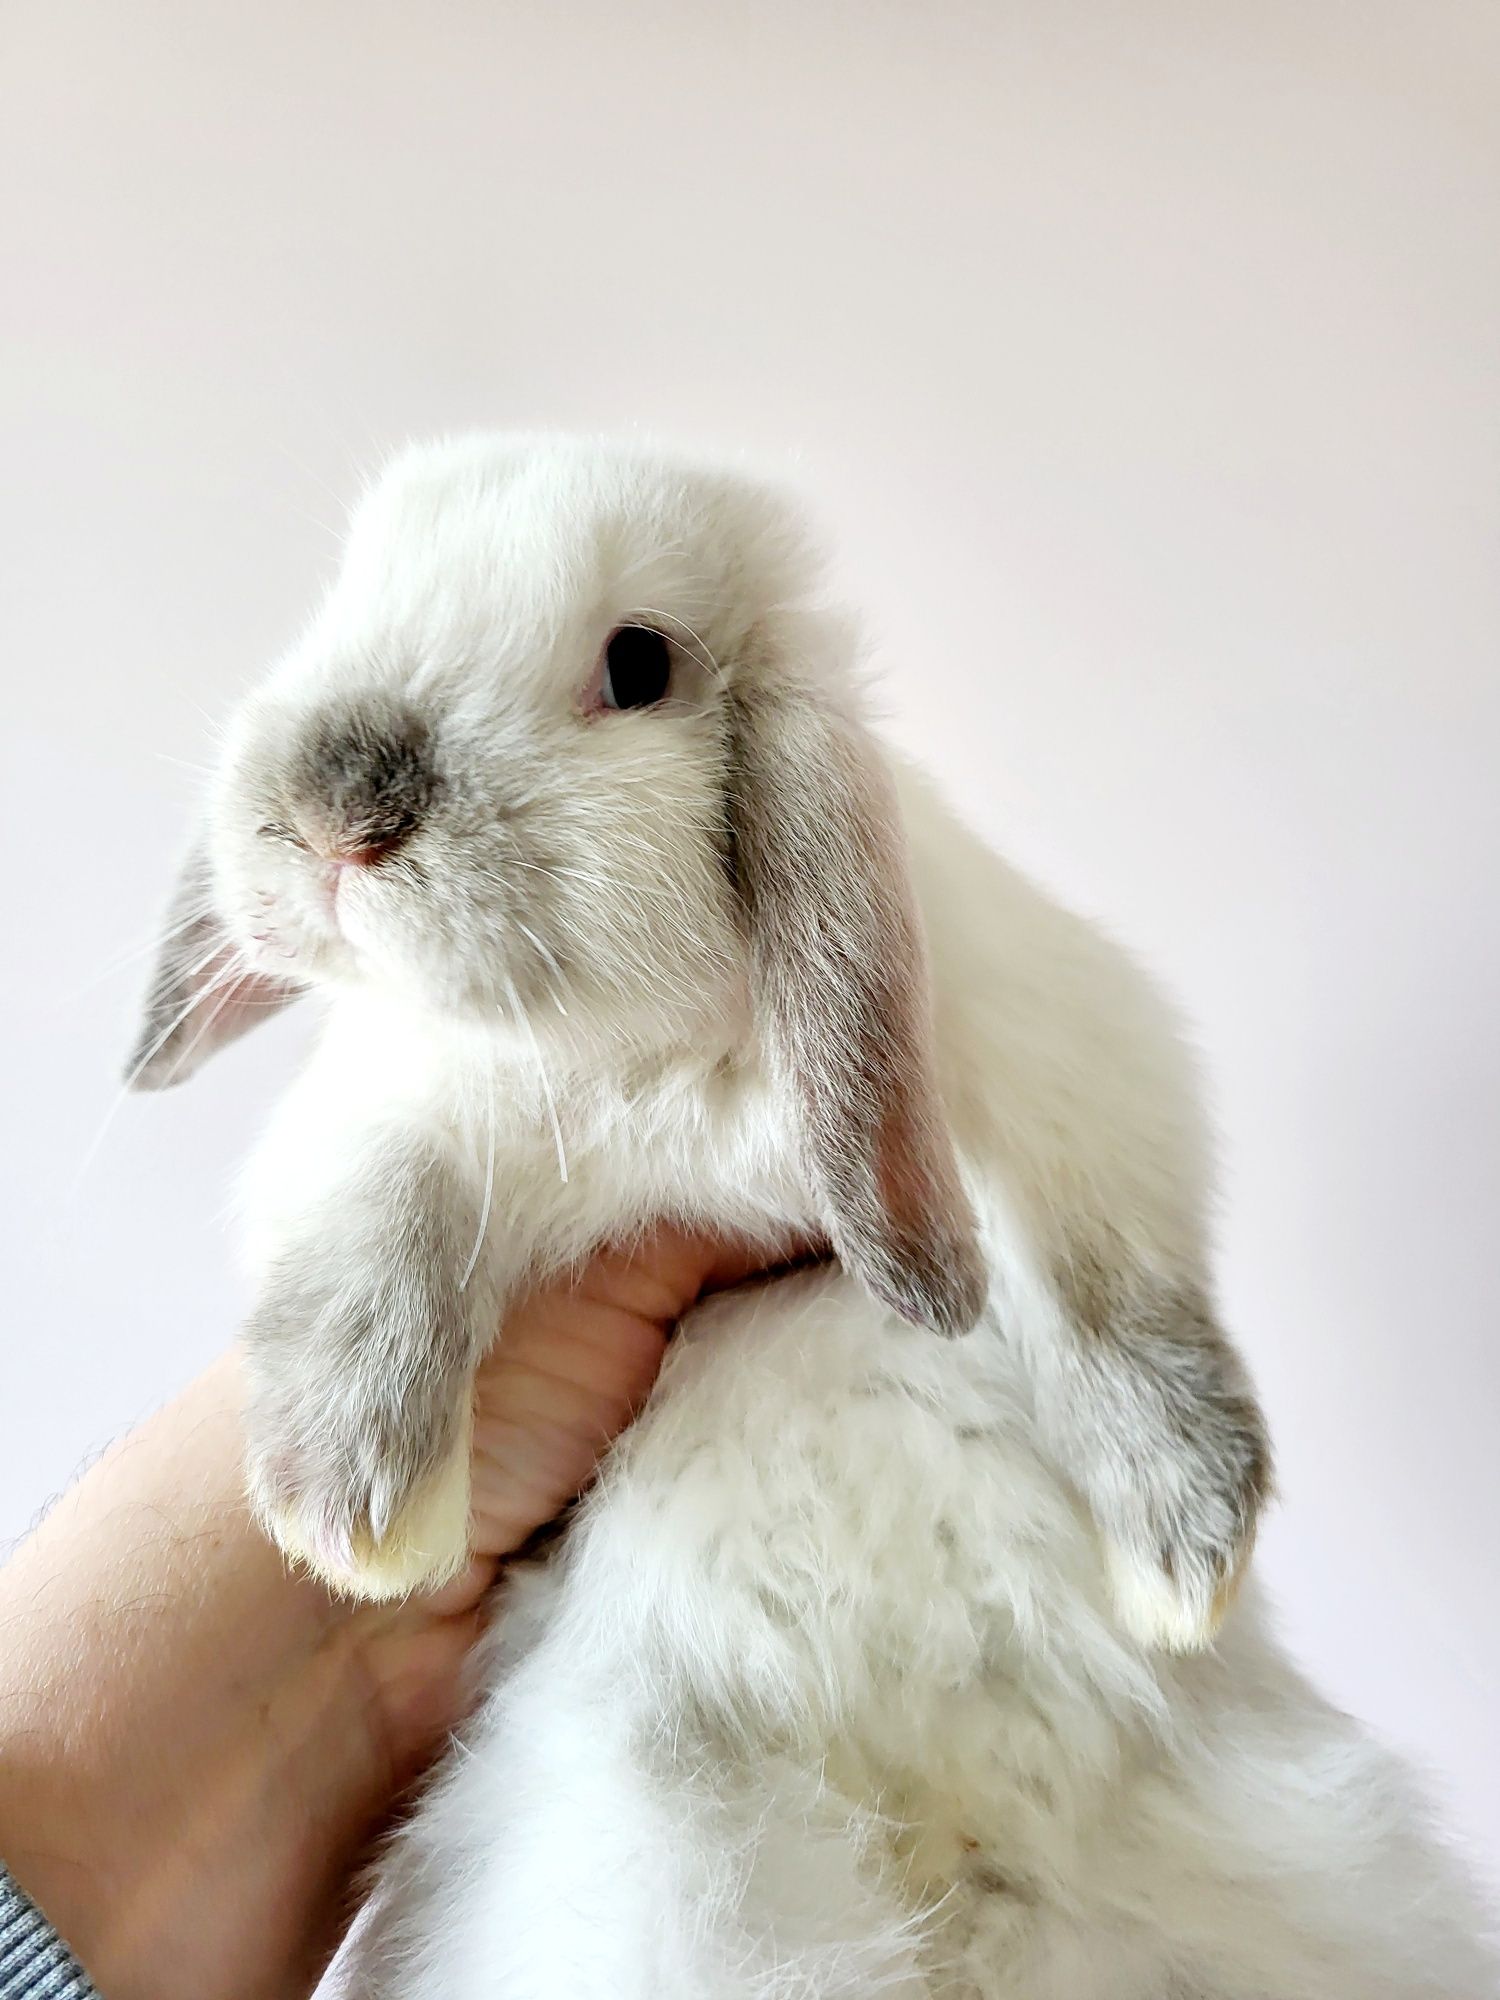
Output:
[126, 433, 1496, 1997]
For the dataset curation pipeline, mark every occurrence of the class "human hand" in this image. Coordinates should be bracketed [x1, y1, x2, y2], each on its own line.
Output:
[0, 1227, 786, 2000]
[347, 1227, 786, 1776]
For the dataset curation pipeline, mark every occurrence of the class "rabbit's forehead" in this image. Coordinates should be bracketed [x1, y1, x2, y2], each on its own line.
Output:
[321, 525, 730, 702]
[330, 446, 788, 648]
[343, 446, 752, 619]
[265, 436, 809, 709]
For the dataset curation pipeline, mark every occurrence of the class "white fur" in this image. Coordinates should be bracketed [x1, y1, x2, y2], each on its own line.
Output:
[147, 437, 1493, 1993]
[355, 1272, 1496, 1998]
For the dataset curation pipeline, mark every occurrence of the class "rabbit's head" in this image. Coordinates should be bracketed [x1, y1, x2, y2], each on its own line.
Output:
[128, 435, 984, 1334]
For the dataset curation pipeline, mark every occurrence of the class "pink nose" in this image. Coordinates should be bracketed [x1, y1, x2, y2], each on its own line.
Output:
[315, 818, 415, 869]
[329, 832, 405, 868]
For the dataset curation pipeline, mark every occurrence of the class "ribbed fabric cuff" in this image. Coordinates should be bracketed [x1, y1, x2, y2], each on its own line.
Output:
[0, 1869, 96, 1999]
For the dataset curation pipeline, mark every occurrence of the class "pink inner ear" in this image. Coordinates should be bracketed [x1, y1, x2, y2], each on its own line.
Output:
[128, 939, 302, 1091]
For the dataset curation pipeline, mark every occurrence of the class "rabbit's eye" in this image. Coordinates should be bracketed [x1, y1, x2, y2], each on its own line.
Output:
[600, 627, 671, 710]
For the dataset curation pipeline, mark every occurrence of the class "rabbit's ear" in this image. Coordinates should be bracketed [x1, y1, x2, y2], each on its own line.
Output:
[727, 667, 986, 1336]
[125, 839, 301, 1090]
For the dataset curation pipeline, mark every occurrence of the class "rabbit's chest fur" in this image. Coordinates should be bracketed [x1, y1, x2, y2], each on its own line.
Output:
[472, 1269, 1166, 1912]
[240, 786, 1200, 1304]
[240, 995, 809, 1283]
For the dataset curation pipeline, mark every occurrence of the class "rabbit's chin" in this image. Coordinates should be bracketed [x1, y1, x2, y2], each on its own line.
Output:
[230, 901, 460, 1012]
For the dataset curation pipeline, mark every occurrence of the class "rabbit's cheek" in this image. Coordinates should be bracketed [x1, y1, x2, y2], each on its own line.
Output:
[223, 863, 346, 979]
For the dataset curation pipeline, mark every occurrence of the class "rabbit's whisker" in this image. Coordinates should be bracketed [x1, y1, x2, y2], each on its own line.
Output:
[68, 951, 252, 1201]
[152, 751, 217, 779]
[164, 957, 260, 1082]
[173, 693, 228, 741]
[513, 920, 569, 1019]
[73, 904, 220, 999]
[502, 968, 568, 1185]
[506, 857, 602, 891]
[460, 1068, 497, 1293]
[631, 605, 723, 684]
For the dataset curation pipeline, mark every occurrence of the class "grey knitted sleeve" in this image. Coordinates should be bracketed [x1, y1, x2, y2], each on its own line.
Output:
[0, 1869, 96, 1999]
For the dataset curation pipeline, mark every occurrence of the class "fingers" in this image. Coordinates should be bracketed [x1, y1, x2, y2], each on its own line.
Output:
[466, 1292, 668, 1558]
[462, 1226, 820, 1563]
[418, 1554, 500, 1617]
[568, 1223, 821, 1328]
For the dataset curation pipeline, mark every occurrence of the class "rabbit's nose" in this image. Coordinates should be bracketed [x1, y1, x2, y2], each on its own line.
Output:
[291, 702, 436, 861]
[324, 820, 416, 868]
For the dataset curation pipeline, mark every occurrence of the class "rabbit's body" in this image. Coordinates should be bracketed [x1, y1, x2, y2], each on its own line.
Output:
[352, 1272, 1493, 2000]
[128, 436, 1495, 1994]
[238, 755, 1251, 1637]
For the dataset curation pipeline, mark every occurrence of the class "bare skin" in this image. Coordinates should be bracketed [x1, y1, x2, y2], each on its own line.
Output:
[0, 1228, 776, 2000]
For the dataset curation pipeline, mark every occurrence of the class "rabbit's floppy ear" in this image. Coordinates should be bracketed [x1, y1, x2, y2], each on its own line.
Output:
[727, 656, 986, 1336]
[125, 838, 301, 1090]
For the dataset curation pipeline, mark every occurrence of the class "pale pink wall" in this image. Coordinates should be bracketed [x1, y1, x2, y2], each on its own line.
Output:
[3, 0, 1497, 1878]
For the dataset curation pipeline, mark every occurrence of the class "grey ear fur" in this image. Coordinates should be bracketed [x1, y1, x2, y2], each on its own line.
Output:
[727, 659, 987, 1337]
[125, 838, 301, 1090]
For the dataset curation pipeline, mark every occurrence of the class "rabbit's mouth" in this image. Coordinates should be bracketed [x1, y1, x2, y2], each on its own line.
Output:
[233, 859, 360, 989]
[231, 777, 435, 975]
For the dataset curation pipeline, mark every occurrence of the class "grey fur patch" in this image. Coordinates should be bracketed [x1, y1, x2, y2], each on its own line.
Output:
[1054, 1240, 1273, 1629]
[726, 668, 986, 1338]
[286, 697, 437, 856]
[242, 1129, 491, 1563]
[969, 1859, 1034, 1902]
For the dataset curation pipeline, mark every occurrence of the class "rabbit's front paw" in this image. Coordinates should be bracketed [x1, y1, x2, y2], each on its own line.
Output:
[243, 1287, 476, 1600]
[250, 1409, 474, 1601]
[1064, 1270, 1273, 1653]
[1099, 1364, 1272, 1653]
[1103, 1476, 1260, 1654]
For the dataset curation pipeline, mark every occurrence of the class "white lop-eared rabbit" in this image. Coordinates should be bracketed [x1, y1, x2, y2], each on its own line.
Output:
[130, 435, 1495, 1998]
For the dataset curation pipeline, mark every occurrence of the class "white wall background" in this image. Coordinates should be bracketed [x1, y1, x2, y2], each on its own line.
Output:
[3, 0, 1497, 1880]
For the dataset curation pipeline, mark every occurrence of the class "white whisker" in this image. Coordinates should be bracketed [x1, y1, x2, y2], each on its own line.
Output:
[69, 904, 218, 1000]
[152, 751, 216, 779]
[503, 970, 568, 1185]
[163, 961, 255, 1083]
[124, 950, 244, 1091]
[513, 921, 569, 1018]
[460, 1069, 497, 1292]
[631, 605, 723, 683]
[506, 857, 600, 890]
[68, 951, 250, 1201]
[174, 694, 227, 740]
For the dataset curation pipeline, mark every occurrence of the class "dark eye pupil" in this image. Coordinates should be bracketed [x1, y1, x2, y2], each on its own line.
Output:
[602, 627, 671, 710]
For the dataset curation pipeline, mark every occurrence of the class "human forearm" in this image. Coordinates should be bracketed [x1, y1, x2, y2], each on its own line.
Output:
[0, 1231, 778, 2000]
[0, 1355, 468, 2000]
